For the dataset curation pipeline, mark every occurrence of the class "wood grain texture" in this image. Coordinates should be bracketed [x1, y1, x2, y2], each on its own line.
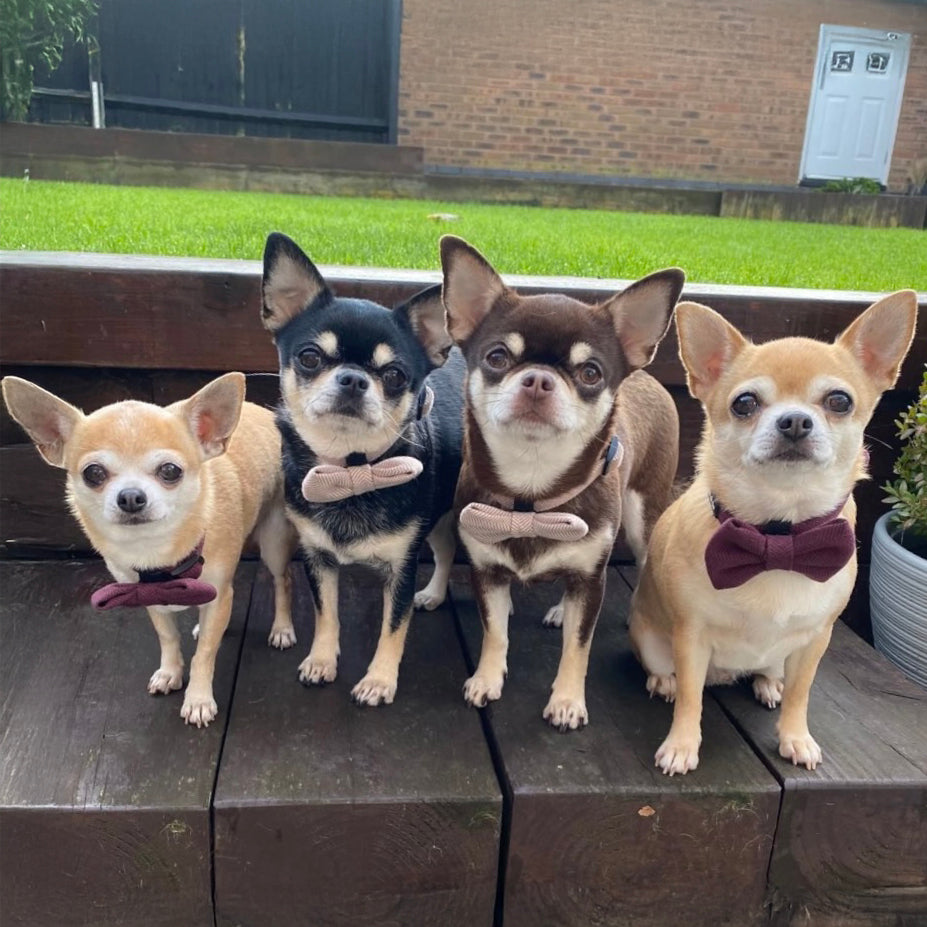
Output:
[451, 566, 781, 927]
[0, 560, 255, 927]
[213, 565, 502, 927]
[709, 621, 927, 927]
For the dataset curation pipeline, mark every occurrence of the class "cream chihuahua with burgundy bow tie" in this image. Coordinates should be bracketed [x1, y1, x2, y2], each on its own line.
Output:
[1, 373, 297, 727]
[440, 236, 683, 729]
[629, 292, 918, 775]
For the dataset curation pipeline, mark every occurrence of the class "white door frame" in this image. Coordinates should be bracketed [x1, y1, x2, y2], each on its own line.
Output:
[800, 24, 911, 185]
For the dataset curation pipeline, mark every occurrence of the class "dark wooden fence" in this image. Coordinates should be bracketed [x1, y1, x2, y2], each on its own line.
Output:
[27, 0, 401, 142]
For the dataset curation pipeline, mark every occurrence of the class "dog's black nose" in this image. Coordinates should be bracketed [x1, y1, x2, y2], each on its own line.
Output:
[117, 488, 147, 513]
[521, 371, 555, 396]
[776, 411, 813, 441]
[336, 370, 370, 394]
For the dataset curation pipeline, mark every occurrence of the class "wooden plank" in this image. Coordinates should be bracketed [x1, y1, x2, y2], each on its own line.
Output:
[451, 566, 781, 927]
[3, 252, 923, 388]
[213, 565, 502, 927]
[711, 621, 927, 926]
[0, 560, 255, 927]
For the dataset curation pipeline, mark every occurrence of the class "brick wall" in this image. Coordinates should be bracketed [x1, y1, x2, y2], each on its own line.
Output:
[398, 0, 927, 192]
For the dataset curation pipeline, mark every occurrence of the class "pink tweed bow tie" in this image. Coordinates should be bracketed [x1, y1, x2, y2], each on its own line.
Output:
[302, 456, 423, 503]
[91, 542, 217, 610]
[704, 498, 855, 590]
[460, 502, 589, 544]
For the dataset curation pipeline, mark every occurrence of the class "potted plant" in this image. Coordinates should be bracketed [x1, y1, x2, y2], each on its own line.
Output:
[870, 365, 927, 688]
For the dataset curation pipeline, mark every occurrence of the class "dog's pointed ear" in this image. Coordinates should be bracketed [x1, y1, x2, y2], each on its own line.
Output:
[602, 268, 685, 370]
[394, 284, 453, 368]
[261, 233, 331, 333]
[836, 290, 918, 392]
[175, 372, 246, 460]
[440, 236, 507, 345]
[675, 301, 748, 401]
[1, 376, 83, 467]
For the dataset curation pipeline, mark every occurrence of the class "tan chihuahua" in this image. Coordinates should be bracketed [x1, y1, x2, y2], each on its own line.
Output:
[629, 291, 918, 775]
[2, 373, 297, 727]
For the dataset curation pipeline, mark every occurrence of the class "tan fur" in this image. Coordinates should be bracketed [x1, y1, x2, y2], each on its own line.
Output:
[1, 374, 298, 728]
[629, 291, 918, 775]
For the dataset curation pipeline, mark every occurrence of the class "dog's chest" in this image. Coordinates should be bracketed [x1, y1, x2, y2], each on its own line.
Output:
[288, 507, 421, 570]
[463, 524, 615, 582]
[703, 569, 854, 671]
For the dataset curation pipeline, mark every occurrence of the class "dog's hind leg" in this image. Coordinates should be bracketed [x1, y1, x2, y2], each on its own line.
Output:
[353, 561, 418, 706]
[255, 502, 298, 649]
[414, 511, 456, 611]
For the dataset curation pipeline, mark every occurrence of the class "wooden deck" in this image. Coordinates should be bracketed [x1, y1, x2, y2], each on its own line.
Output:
[2, 560, 926, 926]
[2, 252, 926, 924]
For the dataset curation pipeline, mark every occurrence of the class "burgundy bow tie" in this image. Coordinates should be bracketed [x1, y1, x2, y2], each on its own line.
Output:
[91, 542, 217, 610]
[302, 456, 423, 503]
[460, 503, 589, 544]
[704, 498, 856, 590]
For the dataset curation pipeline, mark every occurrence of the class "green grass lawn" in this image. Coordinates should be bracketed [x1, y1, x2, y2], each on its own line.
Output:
[2, 178, 924, 291]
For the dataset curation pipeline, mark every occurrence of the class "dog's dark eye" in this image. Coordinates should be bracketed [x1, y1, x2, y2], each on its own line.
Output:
[731, 392, 760, 418]
[824, 390, 853, 414]
[157, 462, 183, 483]
[485, 347, 510, 370]
[381, 366, 408, 392]
[298, 347, 322, 372]
[578, 362, 603, 387]
[82, 463, 108, 488]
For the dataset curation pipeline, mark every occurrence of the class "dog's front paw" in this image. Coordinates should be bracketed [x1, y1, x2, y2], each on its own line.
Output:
[655, 732, 701, 776]
[298, 653, 337, 686]
[541, 602, 563, 628]
[753, 675, 784, 709]
[778, 731, 822, 770]
[148, 666, 183, 695]
[463, 672, 505, 708]
[351, 674, 397, 706]
[268, 625, 297, 650]
[413, 588, 445, 611]
[646, 673, 676, 702]
[181, 692, 218, 728]
[543, 694, 588, 731]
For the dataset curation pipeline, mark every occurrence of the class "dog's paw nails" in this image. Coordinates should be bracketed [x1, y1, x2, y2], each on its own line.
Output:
[753, 675, 784, 709]
[463, 673, 504, 708]
[180, 694, 218, 728]
[413, 589, 445, 611]
[778, 732, 822, 770]
[542, 695, 588, 731]
[351, 675, 396, 706]
[268, 626, 297, 650]
[655, 735, 700, 776]
[541, 603, 564, 628]
[298, 654, 337, 686]
[147, 667, 183, 695]
[646, 673, 676, 702]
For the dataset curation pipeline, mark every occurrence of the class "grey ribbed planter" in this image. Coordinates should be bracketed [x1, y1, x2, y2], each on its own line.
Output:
[870, 512, 927, 690]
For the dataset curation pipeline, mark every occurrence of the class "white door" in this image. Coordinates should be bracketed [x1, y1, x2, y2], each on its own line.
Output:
[800, 25, 910, 185]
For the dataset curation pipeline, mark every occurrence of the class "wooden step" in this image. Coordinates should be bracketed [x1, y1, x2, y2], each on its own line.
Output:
[0, 560, 253, 927]
[450, 566, 782, 927]
[212, 564, 502, 927]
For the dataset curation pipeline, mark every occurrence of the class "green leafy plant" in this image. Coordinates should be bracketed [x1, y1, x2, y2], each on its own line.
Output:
[0, 0, 97, 122]
[820, 177, 883, 195]
[883, 366, 927, 558]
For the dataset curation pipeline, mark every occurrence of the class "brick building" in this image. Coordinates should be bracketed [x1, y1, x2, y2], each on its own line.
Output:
[398, 0, 927, 192]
